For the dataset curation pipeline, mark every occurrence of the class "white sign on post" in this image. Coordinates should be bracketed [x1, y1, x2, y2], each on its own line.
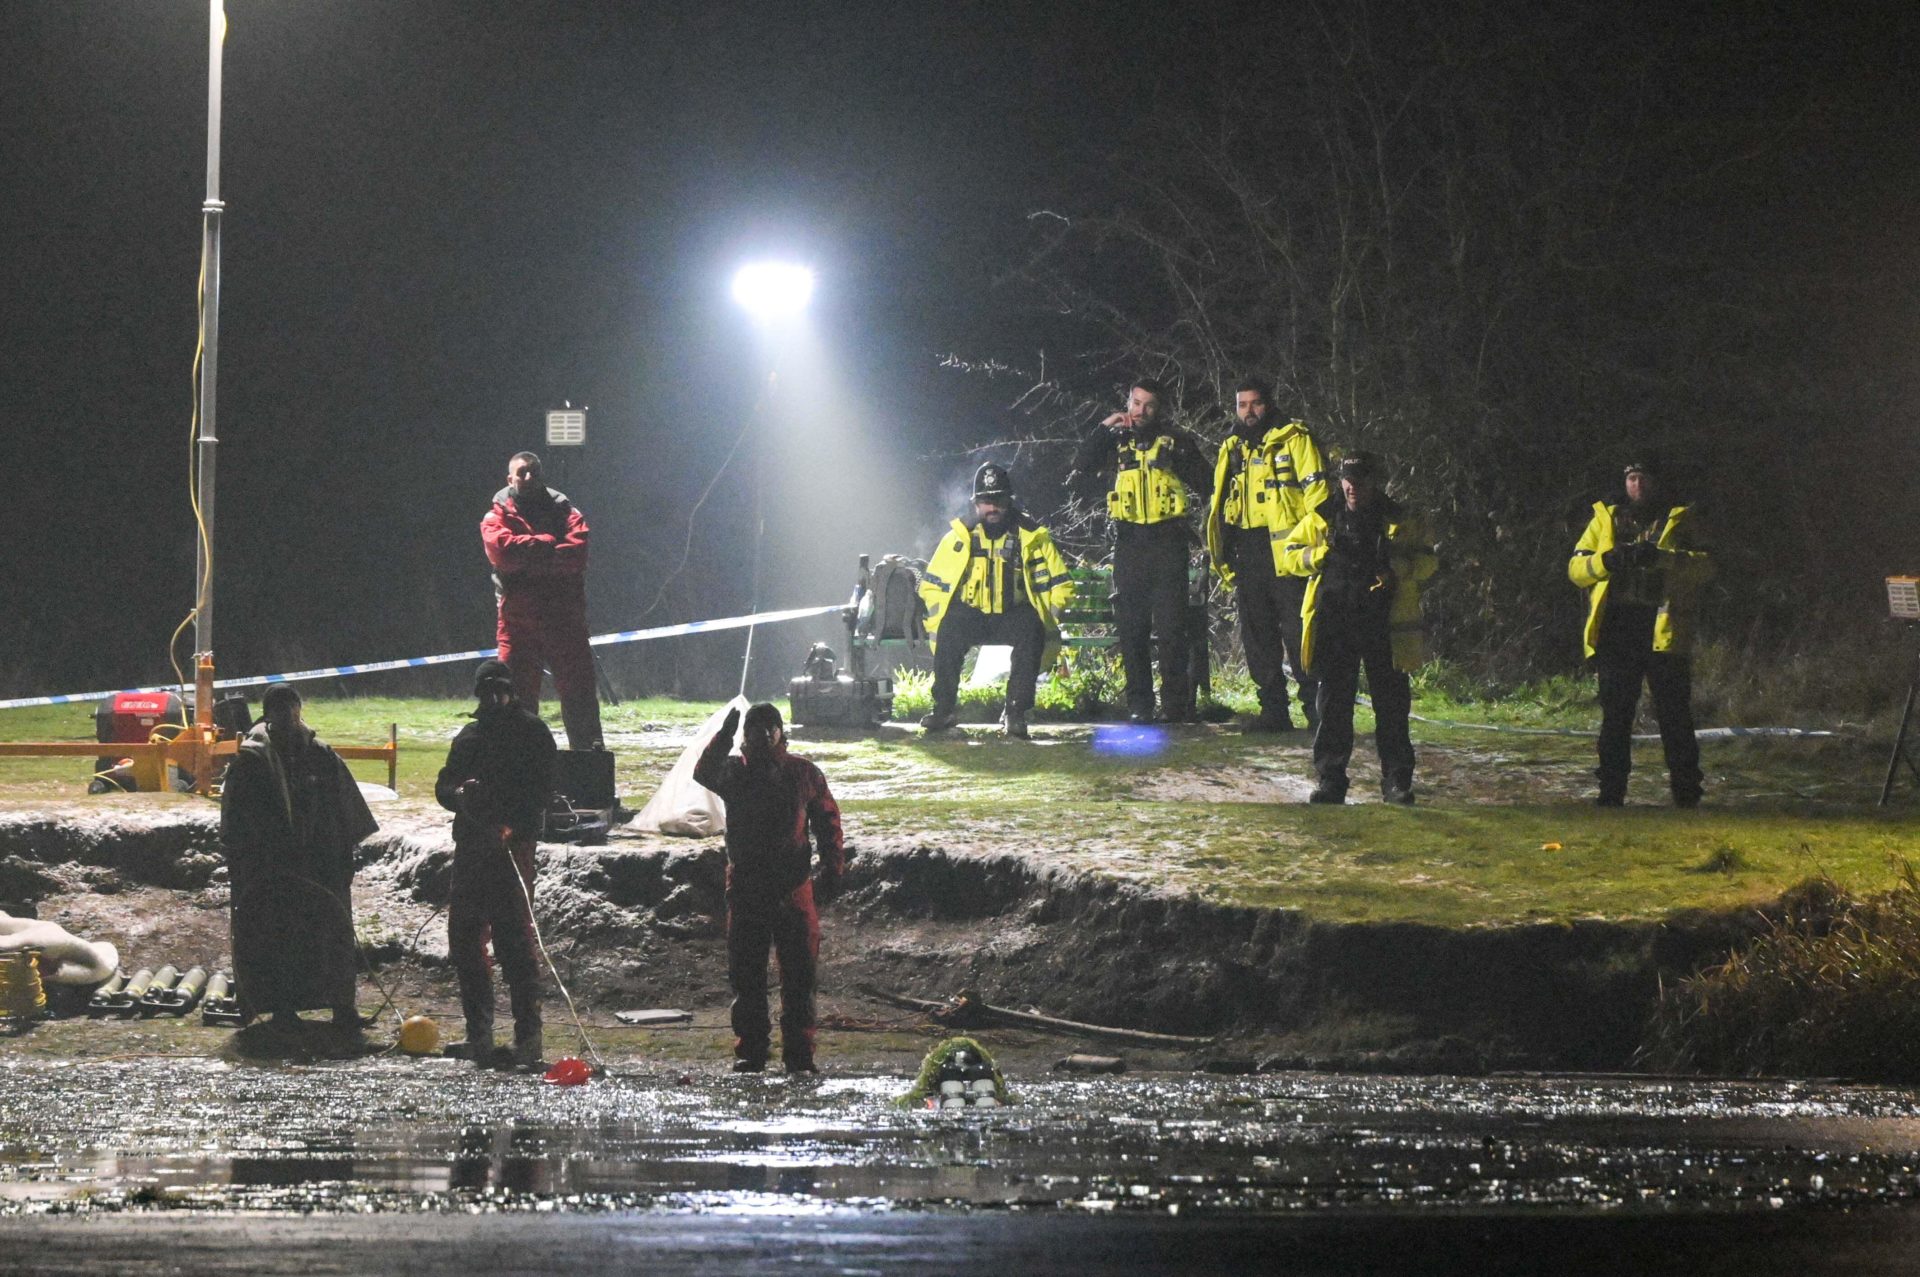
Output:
[546, 409, 587, 447]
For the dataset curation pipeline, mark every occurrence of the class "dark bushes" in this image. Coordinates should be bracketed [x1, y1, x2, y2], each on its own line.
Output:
[1642, 870, 1920, 1080]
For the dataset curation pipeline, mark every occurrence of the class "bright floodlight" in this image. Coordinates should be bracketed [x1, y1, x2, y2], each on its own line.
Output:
[731, 262, 814, 318]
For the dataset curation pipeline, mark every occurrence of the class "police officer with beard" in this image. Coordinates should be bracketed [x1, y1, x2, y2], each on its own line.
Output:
[1071, 378, 1213, 722]
[917, 464, 1075, 739]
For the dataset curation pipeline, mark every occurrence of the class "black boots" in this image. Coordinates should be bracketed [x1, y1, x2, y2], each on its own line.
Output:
[508, 981, 543, 1071]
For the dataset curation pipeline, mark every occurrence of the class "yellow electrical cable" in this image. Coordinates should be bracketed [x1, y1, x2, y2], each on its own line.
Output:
[187, 250, 213, 609]
[0, 949, 48, 1025]
[165, 612, 197, 722]
[164, 243, 216, 723]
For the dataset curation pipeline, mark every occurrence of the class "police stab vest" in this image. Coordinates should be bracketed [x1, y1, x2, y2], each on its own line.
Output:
[1221, 437, 1277, 531]
[958, 526, 1028, 614]
[1107, 435, 1189, 525]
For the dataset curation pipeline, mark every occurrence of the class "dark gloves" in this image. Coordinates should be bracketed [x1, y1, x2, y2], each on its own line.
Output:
[1323, 531, 1368, 577]
[814, 870, 843, 906]
[719, 706, 741, 740]
[458, 779, 499, 823]
[1604, 541, 1660, 574]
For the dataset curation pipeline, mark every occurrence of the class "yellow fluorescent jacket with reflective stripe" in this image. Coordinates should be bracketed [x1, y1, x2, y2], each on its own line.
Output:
[1279, 503, 1439, 674]
[918, 518, 1076, 661]
[1567, 502, 1714, 658]
[1107, 434, 1190, 525]
[1202, 421, 1328, 587]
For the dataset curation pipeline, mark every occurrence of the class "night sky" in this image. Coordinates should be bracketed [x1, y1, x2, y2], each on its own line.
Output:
[3, 2, 1915, 703]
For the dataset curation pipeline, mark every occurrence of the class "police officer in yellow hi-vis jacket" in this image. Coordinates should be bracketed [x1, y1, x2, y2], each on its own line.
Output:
[1281, 452, 1438, 805]
[1568, 459, 1714, 807]
[1204, 377, 1328, 732]
[918, 464, 1076, 739]
[1071, 378, 1213, 722]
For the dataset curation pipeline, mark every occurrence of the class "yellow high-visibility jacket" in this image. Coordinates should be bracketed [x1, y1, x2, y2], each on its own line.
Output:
[1203, 421, 1327, 588]
[919, 518, 1075, 665]
[1279, 498, 1438, 674]
[1567, 501, 1713, 658]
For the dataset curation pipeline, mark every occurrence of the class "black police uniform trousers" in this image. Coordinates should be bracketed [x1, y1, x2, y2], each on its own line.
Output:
[930, 599, 1048, 714]
[1229, 526, 1316, 724]
[1311, 625, 1414, 796]
[1595, 648, 1702, 803]
[1113, 523, 1193, 717]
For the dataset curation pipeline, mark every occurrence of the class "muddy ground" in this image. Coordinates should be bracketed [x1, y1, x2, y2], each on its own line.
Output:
[2, 794, 1771, 1072]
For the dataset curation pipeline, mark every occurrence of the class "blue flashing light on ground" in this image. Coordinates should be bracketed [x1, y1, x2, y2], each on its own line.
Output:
[1091, 723, 1170, 758]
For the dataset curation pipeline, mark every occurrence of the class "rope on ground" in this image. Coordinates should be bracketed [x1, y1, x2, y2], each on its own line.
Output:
[1353, 696, 1839, 741]
[509, 843, 606, 1072]
[817, 1010, 942, 1033]
[230, 869, 409, 1048]
[861, 984, 1214, 1047]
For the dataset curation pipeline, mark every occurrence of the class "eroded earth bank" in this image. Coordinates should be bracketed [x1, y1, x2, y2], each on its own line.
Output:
[1, 806, 1765, 1071]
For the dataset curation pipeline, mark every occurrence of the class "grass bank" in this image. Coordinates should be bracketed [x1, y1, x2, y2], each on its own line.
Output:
[2, 694, 1909, 930]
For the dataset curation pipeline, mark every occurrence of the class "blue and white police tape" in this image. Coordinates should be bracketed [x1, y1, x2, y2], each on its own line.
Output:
[0, 603, 846, 711]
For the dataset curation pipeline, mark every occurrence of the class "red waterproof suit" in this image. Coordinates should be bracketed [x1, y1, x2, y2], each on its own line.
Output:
[693, 724, 846, 1069]
[480, 486, 603, 749]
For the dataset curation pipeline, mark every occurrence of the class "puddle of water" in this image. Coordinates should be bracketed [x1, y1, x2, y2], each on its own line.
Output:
[5, 1061, 1920, 1215]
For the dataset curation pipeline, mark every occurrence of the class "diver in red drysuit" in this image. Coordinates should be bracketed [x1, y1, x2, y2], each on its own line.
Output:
[693, 702, 846, 1073]
[480, 450, 603, 750]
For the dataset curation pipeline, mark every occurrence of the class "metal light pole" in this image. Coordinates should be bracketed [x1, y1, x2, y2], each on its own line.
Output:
[192, 0, 226, 725]
[738, 380, 770, 698]
[729, 263, 814, 698]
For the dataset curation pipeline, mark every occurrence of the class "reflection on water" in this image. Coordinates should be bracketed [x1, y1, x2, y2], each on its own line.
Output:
[4, 1060, 1920, 1215]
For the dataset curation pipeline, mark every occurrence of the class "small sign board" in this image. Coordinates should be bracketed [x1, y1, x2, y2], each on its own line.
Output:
[546, 409, 587, 447]
[1889, 576, 1920, 621]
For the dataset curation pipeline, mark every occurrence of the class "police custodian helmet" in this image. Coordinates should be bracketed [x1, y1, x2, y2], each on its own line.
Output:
[973, 463, 1013, 501]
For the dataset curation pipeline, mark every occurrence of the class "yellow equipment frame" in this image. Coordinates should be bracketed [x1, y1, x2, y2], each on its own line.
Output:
[0, 657, 399, 795]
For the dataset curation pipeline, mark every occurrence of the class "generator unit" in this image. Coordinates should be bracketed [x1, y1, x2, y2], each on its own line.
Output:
[88, 692, 253, 794]
[546, 747, 616, 845]
[89, 693, 188, 793]
[94, 692, 186, 750]
[788, 643, 892, 728]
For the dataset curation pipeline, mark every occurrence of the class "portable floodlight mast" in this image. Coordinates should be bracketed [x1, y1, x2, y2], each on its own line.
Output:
[729, 260, 814, 696]
[191, 0, 226, 749]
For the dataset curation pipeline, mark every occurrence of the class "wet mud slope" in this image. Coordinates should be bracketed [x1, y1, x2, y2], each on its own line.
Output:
[1, 809, 1760, 1070]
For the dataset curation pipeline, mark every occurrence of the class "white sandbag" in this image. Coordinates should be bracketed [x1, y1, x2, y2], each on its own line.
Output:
[0, 912, 120, 985]
[630, 696, 748, 837]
